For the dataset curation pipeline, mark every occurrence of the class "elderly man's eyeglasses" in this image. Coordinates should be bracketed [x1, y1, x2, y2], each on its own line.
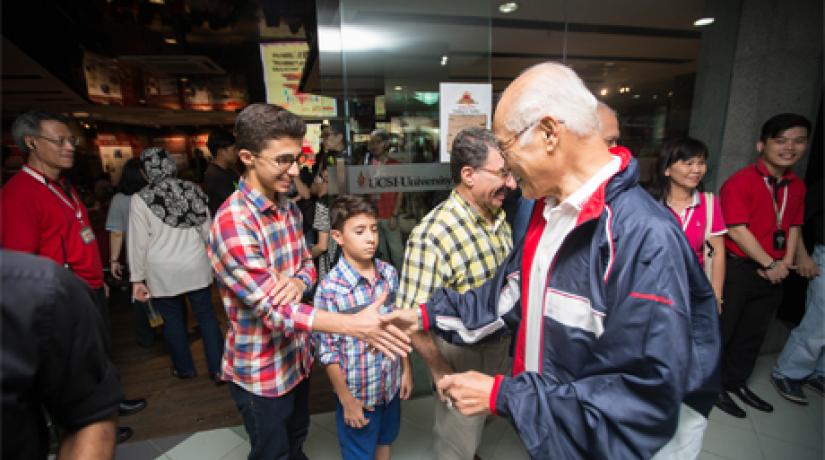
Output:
[496, 118, 565, 156]
[256, 152, 307, 168]
[496, 121, 539, 156]
[36, 135, 80, 148]
[477, 167, 514, 180]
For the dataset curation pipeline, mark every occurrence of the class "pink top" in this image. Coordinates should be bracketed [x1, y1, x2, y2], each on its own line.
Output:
[667, 192, 727, 265]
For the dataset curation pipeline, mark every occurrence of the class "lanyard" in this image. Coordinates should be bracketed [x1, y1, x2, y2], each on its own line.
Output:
[762, 177, 788, 229]
[22, 166, 85, 225]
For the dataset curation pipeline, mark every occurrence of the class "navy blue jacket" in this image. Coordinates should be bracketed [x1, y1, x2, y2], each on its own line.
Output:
[420, 148, 721, 459]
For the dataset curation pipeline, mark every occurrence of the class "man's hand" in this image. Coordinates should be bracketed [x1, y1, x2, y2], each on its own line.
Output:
[758, 261, 790, 284]
[795, 252, 820, 279]
[271, 276, 306, 305]
[437, 371, 496, 416]
[380, 308, 420, 336]
[340, 393, 370, 429]
[132, 282, 151, 302]
[349, 291, 411, 358]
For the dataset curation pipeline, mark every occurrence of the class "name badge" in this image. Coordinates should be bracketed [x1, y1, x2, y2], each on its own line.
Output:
[80, 226, 96, 244]
[773, 229, 786, 250]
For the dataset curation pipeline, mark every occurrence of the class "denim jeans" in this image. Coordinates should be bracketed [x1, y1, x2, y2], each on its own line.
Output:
[774, 243, 825, 380]
[229, 379, 310, 460]
[152, 286, 224, 376]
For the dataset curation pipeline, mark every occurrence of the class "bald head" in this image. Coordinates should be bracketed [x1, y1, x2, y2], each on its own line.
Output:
[494, 62, 599, 138]
[597, 103, 620, 148]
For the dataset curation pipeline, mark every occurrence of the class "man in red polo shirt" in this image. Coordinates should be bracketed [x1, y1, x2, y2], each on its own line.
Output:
[716, 113, 810, 418]
[0, 110, 146, 442]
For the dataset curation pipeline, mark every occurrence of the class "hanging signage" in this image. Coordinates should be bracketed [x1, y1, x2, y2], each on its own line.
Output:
[259, 42, 337, 118]
[347, 163, 452, 194]
[439, 83, 492, 162]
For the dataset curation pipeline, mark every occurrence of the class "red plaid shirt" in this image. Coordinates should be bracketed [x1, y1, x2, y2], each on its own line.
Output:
[208, 179, 317, 397]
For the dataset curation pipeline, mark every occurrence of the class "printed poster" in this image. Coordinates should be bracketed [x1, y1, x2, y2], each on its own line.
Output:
[259, 42, 337, 118]
[439, 83, 492, 162]
[83, 52, 124, 105]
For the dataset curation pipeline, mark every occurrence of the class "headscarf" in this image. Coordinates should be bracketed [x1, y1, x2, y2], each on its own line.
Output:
[138, 147, 209, 228]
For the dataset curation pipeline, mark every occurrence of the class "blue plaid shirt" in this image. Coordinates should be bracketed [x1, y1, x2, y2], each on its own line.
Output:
[314, 257, 401, 408]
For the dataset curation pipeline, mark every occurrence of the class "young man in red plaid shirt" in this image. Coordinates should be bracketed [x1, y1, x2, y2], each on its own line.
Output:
[208, 104, 411, 460]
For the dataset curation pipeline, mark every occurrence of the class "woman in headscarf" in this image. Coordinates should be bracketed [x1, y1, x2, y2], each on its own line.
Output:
[128, 147, 224, 382]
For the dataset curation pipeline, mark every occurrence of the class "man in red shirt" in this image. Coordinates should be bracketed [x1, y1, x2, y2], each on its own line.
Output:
[0, 110, 146, 442]
[717, 113, 811, 418]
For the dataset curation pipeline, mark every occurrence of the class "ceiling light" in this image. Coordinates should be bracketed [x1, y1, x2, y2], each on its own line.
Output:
[440, 55, 449, 66]
[164, 37, 177, 44]
[693, 17, 715, 27]
[632, 94, 640, 99]
[394, 86, 403, 91]
[599, 88, 608, 96]
[498, 2, 518, 14]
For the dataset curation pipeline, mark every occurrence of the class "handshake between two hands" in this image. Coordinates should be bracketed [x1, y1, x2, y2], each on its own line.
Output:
[350, 291, 496, 417]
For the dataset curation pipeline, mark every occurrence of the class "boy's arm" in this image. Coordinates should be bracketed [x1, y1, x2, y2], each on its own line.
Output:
[326, 364, 368, 428]
[400, 356, 413, 400]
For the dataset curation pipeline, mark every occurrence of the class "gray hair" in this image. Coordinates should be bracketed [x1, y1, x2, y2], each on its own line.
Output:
[506, 62, 599, 140]
[11, 110, 69, 155]
[450, 127, 498, 183]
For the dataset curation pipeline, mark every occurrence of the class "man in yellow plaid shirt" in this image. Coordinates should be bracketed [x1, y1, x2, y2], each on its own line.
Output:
[398, 127, 516, 460]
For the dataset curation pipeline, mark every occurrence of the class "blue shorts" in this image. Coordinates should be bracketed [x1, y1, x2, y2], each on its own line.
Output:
[335, 393, 401, 460]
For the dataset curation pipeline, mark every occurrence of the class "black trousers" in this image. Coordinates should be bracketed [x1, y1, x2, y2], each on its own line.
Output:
[94, 287, 113, 357]
[720, 256, 784, 389]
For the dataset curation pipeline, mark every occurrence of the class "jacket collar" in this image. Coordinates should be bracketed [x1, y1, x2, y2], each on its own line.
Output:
[575, 146, 637, 225]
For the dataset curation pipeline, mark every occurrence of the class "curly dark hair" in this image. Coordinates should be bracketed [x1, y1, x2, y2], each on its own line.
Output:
[234, 104, 306, 154]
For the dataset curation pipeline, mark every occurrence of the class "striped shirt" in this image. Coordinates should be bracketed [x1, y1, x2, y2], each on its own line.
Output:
[314, 257, 401, 408]
[398, 190, 512, 310]
[207, 179, 317, 398]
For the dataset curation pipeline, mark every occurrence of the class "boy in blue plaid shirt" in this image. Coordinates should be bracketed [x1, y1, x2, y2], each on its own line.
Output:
[314, 195, 413, 460]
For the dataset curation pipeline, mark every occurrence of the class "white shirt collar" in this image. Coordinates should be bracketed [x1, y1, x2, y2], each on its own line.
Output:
[543, 155, 622, 219]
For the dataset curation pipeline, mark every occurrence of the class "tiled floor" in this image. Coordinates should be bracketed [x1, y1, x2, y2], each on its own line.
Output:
[115, 354, 823, 460]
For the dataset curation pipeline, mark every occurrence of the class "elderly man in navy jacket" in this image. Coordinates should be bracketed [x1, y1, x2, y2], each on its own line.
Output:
[387, 62, 720, 459]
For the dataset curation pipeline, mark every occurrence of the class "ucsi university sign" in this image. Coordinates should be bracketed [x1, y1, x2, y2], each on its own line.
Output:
[346, 163, 452, 194]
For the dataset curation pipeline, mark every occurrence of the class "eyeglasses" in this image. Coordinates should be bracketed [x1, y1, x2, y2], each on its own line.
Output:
[36, 135, 80, 148]
[256, 152, 307, 168]
[476, 167, 514, 180]
[496, 121, 539, 157]
[496, 118, 565, 157]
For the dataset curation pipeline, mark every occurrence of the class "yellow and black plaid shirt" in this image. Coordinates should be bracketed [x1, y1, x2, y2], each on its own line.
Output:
[398, 190, 513, 310]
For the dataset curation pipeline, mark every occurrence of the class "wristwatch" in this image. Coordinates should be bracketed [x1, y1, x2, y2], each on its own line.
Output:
[764, 260, 779, 270]
[416, 308, 424, 330]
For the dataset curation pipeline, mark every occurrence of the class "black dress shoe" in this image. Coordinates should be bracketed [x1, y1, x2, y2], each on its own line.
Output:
[118, 398, 147, 416]
[210, 372, 226, 386]
[715, 390, 746, 418]
[731, 386, 773, 412]
[117, 426, 134, 444]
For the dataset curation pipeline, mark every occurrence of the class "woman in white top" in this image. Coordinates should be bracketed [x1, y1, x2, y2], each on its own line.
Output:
[129, 147, 224, 381]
